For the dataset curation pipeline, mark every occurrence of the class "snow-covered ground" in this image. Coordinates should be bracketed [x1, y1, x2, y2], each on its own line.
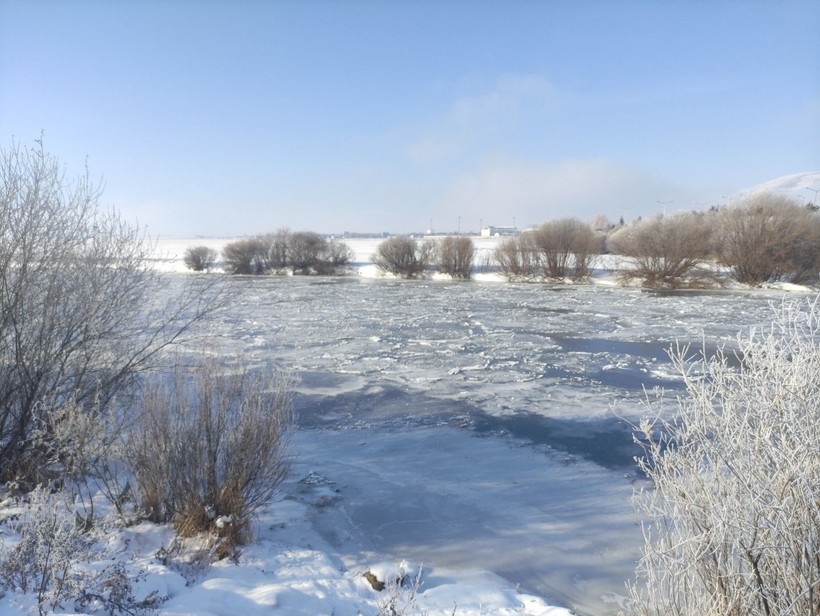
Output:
[2, 238, 815, 616]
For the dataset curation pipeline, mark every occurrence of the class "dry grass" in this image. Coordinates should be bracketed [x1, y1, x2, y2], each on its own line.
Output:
[127, 354, 293, 554]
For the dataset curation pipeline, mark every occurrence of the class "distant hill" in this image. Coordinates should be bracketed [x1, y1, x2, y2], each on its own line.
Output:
[744, 171, 820, 205]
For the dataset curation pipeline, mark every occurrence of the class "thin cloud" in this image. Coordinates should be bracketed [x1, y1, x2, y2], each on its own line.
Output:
[406, 73, 563, 165]
[441, 158, 695, 227]
[449, 74, 559, 126]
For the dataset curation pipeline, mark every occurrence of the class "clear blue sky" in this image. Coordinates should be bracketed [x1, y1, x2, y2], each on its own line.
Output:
[2, 0, 818, 236]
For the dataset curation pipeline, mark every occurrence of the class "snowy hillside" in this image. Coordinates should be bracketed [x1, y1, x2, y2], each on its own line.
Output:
[743, 170, 820, 204]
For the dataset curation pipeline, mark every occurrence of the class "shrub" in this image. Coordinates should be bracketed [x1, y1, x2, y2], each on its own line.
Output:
[493, 235, 537, 280]
[266, 228, 290, 270]
[126, 356, 293, 552]
[287, 231, 352, 275]
[716, 192, 820, 285]
[0, 486, 93, 614]
[315, 239, 354, 275]
[608, 212, 714, 287]
[287, 231, 326, 273]
[437, 236, 475, 279]
[222, 231, 351, 275]
[530, 218, 600, 279]
[0, 487, 162, 615]
[221, 237, 273, 274]
[183, 245, 218, 271]
[373, 562, 425, 616]
[26, 393, 125, 528]
[625, 297, 820, 615]
[373, 237, 433, 278]
[0, 138, 216, 484]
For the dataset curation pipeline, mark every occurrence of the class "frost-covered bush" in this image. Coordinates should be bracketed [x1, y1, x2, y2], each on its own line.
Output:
[183, 245, 218, 271]
[369, 561, 425, 616]
[29, 394, 125, 528]
[0, 487, 93, 613]
[127, 356, 293, 552]
[625, 296, 820, 615]
[0, 487, 163, 615]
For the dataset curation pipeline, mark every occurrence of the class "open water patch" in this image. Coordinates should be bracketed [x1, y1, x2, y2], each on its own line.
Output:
[466, 411, 642, 473]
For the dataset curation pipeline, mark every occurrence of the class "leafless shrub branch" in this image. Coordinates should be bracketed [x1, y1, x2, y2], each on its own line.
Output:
[625, 296, 820, 615]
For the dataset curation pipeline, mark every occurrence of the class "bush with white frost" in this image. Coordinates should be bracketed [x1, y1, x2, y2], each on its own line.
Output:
[0, 486, 93, 612]
[625, 296, 820, 615]
[0, 487, 163, 615]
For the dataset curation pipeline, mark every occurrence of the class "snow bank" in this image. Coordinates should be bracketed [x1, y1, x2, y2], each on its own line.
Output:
[0, 492, 573, 616]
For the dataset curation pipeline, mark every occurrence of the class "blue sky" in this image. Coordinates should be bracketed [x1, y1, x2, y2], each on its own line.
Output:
[1, 0, 818, 236]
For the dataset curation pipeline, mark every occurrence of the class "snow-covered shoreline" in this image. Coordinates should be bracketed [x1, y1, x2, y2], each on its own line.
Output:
[149, 236, 818, 294]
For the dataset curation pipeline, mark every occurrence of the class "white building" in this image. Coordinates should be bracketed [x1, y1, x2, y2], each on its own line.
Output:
[480, 225, 519, 237]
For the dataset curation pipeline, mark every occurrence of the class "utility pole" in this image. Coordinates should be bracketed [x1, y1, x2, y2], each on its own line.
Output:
[657, 200, 673, 216]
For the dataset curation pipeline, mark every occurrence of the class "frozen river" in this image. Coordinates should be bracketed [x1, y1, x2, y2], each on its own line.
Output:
[189, 274, 791, 615]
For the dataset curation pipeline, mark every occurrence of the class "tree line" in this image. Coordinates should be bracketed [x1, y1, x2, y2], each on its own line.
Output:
[186, 233, 477, 280]
[187, 192, 820, 288]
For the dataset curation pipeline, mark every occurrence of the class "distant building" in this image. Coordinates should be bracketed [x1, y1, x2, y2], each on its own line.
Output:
[481, 225, 519, 237]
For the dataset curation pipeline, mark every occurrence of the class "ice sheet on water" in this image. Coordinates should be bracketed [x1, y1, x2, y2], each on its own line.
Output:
[288, 425, 641, 616]
[201, 276, 782, 421]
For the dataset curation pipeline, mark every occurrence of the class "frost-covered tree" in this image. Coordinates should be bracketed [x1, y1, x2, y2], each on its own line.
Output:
[0, 138, 216, 483]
